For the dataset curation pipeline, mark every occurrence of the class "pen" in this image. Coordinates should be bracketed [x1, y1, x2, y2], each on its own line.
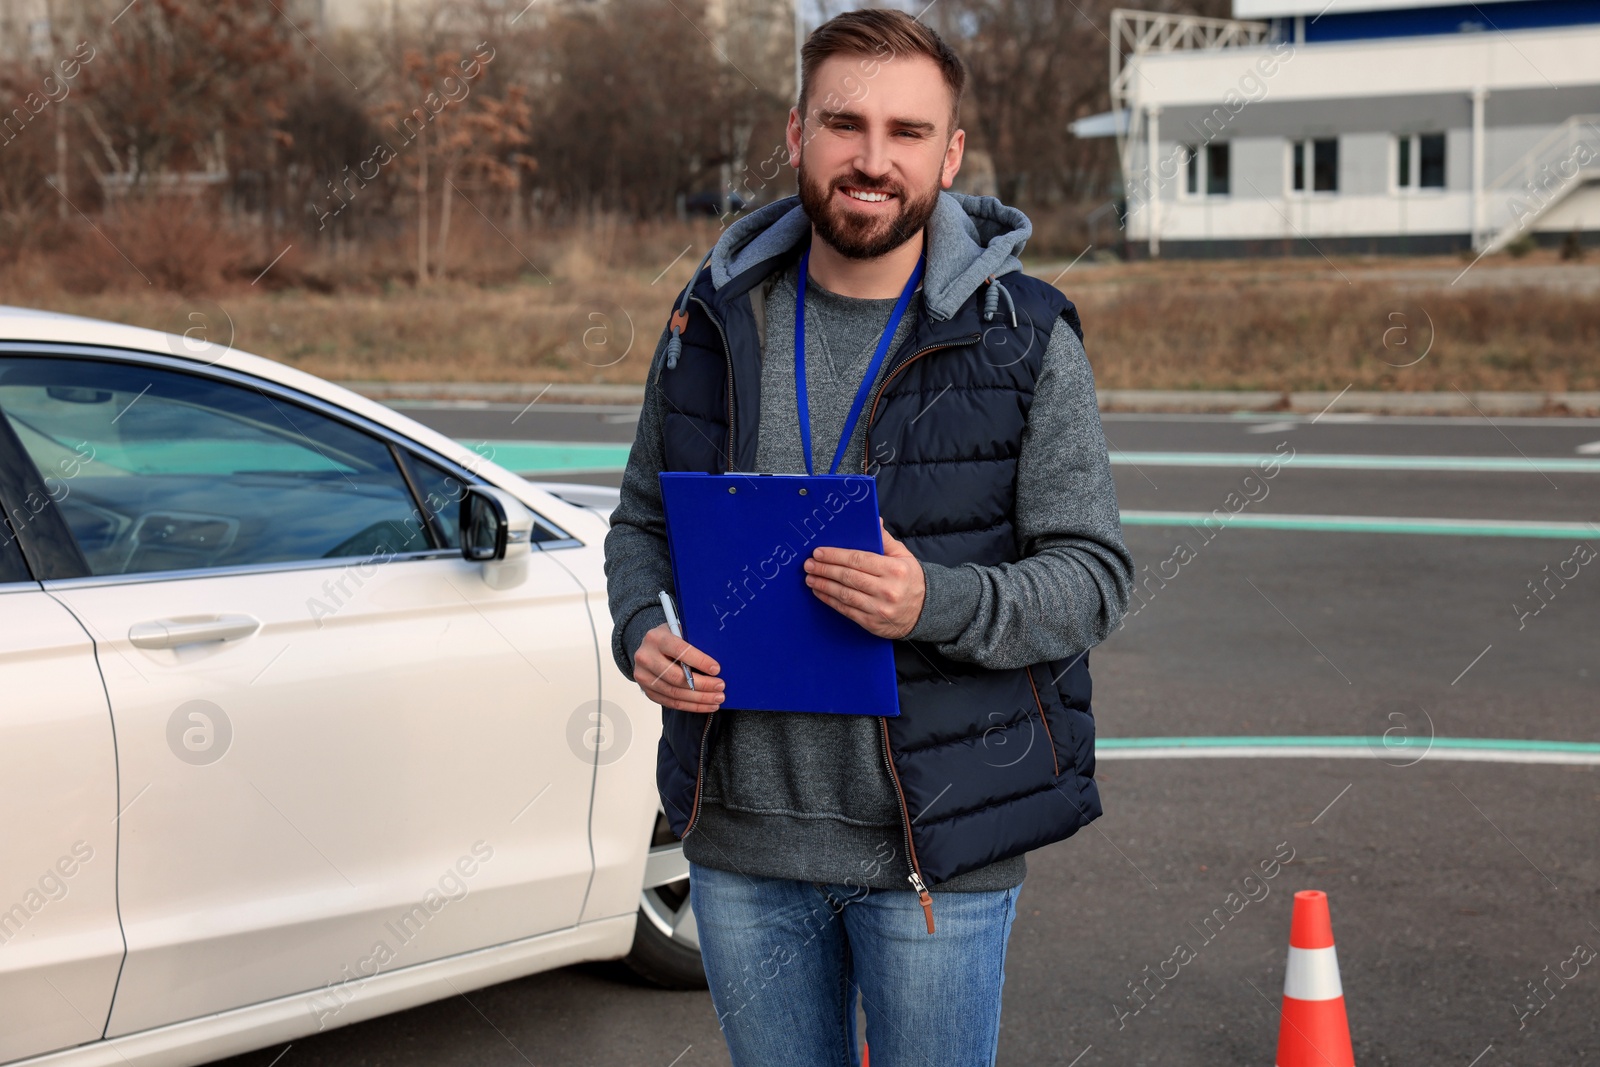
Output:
[658, 590, 696, 691]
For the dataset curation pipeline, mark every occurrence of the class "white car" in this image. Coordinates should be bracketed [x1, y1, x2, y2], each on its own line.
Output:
[0, 306, 699, 1067]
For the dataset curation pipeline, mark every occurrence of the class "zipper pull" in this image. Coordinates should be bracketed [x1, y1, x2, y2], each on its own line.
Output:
[665, 308, 690, 370]
[908, 872, 935, 934]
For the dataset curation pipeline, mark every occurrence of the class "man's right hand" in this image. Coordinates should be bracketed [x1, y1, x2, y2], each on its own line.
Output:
[633, 623, 725, 713]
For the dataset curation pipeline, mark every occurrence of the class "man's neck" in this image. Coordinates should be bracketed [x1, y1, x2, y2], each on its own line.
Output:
[805, 226, 926, 299]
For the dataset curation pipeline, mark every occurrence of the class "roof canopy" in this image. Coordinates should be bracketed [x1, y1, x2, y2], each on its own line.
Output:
[1234, 0, 1525, 18]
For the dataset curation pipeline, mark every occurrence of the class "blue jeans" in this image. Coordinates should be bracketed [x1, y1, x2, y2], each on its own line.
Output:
[688, 861, 1023, 1067]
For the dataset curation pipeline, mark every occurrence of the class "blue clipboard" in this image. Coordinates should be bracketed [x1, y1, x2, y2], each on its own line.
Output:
[658, 471, 900, 716]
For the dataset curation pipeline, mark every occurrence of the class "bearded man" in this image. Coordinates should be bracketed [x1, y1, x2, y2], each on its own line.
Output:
[603, 9, 1135, 1064]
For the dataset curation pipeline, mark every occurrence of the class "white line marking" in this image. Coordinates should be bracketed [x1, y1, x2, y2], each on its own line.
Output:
[1112, 452, 1600, 473]
[1097, 746, 1600, 765]
[1452, 385, 1562, 490]
[1245, 420, 1297, 434]
[1099, 413, 1600, 427]
[1123, 512, 1597, 539]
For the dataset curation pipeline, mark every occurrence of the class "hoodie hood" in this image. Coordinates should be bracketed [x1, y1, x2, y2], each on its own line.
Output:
[707, 191, 1032, 323]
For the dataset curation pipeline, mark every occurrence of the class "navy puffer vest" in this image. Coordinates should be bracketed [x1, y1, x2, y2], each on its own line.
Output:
[652, 239, 1101, 915]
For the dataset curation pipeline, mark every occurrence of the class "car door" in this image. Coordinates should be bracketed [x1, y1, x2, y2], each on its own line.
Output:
[0, 351, 599, 1037]
[0, 501, 123, 1064]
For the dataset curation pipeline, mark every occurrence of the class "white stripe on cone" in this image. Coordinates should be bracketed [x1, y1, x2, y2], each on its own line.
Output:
[1283, 946, 1344, 1001]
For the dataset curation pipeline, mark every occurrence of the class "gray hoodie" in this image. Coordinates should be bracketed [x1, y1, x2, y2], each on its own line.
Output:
[603, 191, 1134, 891]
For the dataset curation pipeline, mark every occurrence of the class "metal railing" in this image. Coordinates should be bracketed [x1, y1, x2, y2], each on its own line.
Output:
[1110, 8, 1272, 116]
[1480, 114, 1600, 252]
[1109, 8, 1272, 230]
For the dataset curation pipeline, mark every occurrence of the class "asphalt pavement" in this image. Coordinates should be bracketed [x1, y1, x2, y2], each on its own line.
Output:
[212, 406, 1600, 1067]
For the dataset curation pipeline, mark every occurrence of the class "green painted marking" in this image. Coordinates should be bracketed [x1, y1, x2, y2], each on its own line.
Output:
[473, 440, 633, 473]
[1096, 736, 1600, 754]
[472, 441, 1600, 478]
[1114, 451, 1600, 473]
[466, 440, 1600, 541]
[1121, 511, 1600, 540]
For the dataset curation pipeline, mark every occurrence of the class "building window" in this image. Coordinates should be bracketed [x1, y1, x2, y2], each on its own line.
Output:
[1291, 138, 1338, 193]
[1207, 142, 1230, 195]
[1397, 133, 1446, 190]
[1183, 143, 1230, 197]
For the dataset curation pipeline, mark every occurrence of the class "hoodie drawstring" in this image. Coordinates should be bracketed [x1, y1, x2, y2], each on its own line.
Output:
[982, 274, 1017, 329]
[664, 246, 718, 370]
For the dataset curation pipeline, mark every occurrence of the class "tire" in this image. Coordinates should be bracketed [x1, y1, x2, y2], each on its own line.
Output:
[623, 808, 707, 989]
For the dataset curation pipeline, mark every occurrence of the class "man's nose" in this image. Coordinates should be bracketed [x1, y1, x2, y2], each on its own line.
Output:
[853, 130, 895, 181]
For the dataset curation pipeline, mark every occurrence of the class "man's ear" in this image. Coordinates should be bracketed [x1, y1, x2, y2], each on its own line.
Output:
[940, 127, 965, 190]
[786, 106, 803, 167]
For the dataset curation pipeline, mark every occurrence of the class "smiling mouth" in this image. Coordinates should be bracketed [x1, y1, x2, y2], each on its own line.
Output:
[839, 186, 896, 204]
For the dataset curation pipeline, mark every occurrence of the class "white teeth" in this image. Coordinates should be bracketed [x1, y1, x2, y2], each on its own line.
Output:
[844, 188, 891, 202]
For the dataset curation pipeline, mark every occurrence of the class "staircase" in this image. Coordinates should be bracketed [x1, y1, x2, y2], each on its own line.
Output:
[1479, 114, 1600, 253]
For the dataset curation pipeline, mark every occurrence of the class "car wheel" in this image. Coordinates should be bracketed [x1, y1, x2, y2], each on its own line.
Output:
[624, 808, 707, 989]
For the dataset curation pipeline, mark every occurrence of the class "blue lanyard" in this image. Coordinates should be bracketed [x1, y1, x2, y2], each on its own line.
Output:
[794, 244, 925, 476]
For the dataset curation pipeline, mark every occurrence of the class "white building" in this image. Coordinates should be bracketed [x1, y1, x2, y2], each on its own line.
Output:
[1075, 0, 1600, 257]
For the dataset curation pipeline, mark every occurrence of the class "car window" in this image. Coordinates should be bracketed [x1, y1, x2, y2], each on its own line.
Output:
[0, 515, 29, 583]
[404, 451, 573, 549]
[403, 453, 467, 549]
[0, 357, 436, 577]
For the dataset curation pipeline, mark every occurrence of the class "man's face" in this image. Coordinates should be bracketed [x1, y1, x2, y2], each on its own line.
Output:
[787, 52, 964, 261]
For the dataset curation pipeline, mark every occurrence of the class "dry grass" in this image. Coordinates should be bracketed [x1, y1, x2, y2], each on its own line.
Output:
[1068, 253, 1600, 392]
[3, 213, 1597, 391]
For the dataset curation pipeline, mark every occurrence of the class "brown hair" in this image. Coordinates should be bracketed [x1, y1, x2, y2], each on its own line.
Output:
[798, 8, 967, 136]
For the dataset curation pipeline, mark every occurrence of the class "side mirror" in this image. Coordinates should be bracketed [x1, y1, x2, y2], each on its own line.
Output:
[460, 487, 536, 562]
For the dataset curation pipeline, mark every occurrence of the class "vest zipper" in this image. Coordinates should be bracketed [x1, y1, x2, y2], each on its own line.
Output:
[682, 712, 716, 838]
[858, 334, 983, 474]
[677, 294, 736, 841]
[860, 332, 981, 935]
[690, 295, 737, 469]
[677, 308, 978, 900]
[880, 716, 935, 933]
[1025, 667, 1062, 777]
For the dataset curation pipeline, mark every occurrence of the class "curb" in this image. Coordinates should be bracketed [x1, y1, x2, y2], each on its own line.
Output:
[338, 381, 1600, 417]
[1095, 390, 1600, 416]
[340, 380, 649, 404]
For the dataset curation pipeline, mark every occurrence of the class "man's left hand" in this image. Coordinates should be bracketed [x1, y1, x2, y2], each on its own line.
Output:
[803, 518, 925, 639]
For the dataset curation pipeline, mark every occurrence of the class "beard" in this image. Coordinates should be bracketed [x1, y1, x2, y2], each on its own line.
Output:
[797, 156, 941, 261]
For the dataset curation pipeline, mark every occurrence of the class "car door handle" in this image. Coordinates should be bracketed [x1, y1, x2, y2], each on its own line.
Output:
[129, 614, 262, 649]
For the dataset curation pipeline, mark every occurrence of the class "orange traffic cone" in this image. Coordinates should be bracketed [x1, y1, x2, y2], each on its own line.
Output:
[1275, 890, 1355, 1067]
